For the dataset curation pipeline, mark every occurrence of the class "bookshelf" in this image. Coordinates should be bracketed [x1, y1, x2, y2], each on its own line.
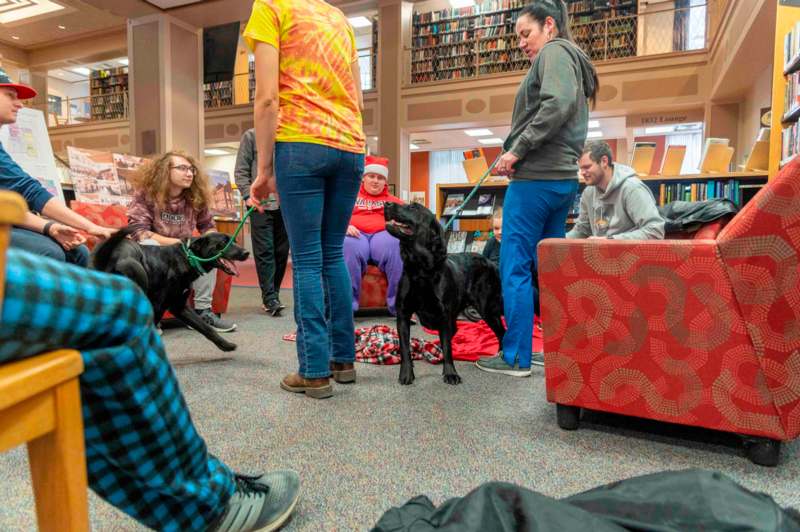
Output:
[410, 0, 637, 84]
[770, 1, 800, 178]
[90, 67, 128, 121]
[435, 171, 767, 248]
[204, 80, 233, 109]
[248, 59, 256, 103]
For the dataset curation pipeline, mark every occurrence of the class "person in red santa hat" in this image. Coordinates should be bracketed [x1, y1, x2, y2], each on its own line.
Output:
[344, 155, 404, 315]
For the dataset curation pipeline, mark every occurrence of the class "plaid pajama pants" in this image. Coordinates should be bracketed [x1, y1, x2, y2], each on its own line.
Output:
[0, 249, 236, 531]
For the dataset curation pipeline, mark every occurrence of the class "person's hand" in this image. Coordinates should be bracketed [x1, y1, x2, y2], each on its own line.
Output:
[250, 173, 277, 213]
[495, 152, 520, 176]
[346, 225, 361, 238]
[87, 223, 116, 240]
[245, 196, 260, 209]
[50, 223, 87, 250]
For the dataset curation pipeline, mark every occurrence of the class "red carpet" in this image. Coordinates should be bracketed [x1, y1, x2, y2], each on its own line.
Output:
[232, 258, 294, 289]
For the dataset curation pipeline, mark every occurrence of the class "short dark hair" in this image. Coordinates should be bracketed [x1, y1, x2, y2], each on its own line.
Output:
[582, 140, 614, 166]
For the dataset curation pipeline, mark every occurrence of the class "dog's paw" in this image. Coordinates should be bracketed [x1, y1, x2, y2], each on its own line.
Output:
[398, 367, 415, 385]
[443, 373, 462, 385]
[218, 341, 237, 352]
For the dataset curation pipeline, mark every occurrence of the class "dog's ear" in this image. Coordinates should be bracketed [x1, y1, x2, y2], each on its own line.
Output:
[427, 218, 447, 262]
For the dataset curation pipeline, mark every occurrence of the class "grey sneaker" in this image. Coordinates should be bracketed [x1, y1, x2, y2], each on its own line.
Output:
[531, 351, 545, 367]
[475, 352, 531, 377]
[198, 309, 237, 333]
[210, 471, 300, 532]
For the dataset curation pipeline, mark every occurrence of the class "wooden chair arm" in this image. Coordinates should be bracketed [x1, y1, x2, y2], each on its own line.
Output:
[0, 191, 27, 226]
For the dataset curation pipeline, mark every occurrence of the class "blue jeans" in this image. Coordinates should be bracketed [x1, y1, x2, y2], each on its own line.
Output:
[275, 142, 364, 378]
[500, 179, 578, 368]
[11, 226, 90, 266]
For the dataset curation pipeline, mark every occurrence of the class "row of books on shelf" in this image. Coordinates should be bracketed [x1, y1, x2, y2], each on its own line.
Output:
[781, 122, 800, 164]
[784, 20, 800, 69]
[785, 71, 800, 117]
[656, 180, 743, 206]
[412, 0, 525, 25]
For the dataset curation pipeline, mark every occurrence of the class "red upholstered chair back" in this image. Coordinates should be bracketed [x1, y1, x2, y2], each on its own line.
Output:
[716, 159, 800, 438]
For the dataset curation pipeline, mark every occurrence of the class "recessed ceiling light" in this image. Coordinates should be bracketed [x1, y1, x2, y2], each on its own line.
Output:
[410, 144, 420, 150]
[450, 0, 474, 7]
[11, 36, 20, 40]
[58, 25, 66, 30]
[71, 67, 91, 76]
[348, 16, 372, 28]
[587, 131, 603, 138]
[588, 120, 600, 129]
[465, 128, 493, 137]
[478, 137, 504, 145]
[204, 148, 230, 156]
[118, 58, 129, 66]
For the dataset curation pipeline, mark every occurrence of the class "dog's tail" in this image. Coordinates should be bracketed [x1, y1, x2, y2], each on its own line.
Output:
[90, 226, 137, 271]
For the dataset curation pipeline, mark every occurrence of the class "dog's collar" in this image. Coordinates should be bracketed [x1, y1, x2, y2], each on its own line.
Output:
[181, 239, 209, 275]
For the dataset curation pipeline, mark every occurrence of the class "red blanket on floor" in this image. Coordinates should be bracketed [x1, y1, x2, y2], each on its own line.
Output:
[423, 319, 543, 362]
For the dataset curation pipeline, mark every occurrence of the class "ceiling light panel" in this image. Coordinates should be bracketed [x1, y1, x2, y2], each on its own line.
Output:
[348, 16, 372, 28]
[0, 0, 64, 24]
[478, 137, 504, 145]
[465, 128, 493, 137]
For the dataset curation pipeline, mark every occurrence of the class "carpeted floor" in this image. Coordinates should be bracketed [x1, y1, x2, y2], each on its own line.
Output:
[2, 286, 799, 531]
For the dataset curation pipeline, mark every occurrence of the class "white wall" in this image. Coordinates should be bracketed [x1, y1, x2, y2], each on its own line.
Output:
[47, 77, 90, 100]
[204, 154, 237, 179]
[737, 63, 772, 166]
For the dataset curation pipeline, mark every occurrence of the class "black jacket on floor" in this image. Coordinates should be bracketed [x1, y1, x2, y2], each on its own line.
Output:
[372, 470, 800, 532]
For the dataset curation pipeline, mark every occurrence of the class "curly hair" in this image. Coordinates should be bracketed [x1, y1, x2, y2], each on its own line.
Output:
[133, 150, 212, 211]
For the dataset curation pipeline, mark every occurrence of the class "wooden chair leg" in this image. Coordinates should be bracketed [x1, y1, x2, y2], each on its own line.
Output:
[27, 379, 89, 532]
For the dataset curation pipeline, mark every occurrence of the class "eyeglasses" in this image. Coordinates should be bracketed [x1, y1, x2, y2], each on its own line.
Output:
[170, 164, 197, 175]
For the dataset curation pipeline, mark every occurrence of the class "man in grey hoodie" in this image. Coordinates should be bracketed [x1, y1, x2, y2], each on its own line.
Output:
[567, 141, 664, 240]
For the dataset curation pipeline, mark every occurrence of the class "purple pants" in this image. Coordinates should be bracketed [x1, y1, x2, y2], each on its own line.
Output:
[344, 230, 403, 314]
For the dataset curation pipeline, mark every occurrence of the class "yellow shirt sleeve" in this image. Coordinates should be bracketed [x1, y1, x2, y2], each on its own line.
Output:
[243, 0, 280, 52]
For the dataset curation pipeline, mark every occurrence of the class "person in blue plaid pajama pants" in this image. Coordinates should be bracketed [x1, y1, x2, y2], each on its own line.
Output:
[0, 248, 236, 530]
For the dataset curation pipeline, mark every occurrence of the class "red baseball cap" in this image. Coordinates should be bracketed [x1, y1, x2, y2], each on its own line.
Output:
[0, 67, 37, 100]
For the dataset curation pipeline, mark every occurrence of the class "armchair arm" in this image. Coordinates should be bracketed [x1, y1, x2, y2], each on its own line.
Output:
[0, 191, 27, 226]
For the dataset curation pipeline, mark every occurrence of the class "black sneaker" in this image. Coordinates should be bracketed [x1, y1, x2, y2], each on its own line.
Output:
[209, 472, 300, 532]
[264, 300, 286, 317]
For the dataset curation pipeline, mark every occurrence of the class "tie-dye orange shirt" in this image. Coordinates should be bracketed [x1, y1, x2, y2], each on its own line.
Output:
[243, 0, 365, 154]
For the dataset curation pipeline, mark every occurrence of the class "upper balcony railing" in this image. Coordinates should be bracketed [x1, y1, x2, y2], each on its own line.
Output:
[28, 91, 128, 128]
[406, 2, 710, 85]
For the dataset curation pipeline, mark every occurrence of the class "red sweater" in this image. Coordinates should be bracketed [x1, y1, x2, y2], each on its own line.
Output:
[350, 184, 403, 234]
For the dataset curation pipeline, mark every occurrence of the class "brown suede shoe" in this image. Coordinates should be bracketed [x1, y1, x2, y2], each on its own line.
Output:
[280, 373, 333, 399]
[330, 361, 356, 384]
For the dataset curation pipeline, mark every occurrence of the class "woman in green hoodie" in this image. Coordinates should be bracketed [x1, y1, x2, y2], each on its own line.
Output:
[476, 0, 598, 378]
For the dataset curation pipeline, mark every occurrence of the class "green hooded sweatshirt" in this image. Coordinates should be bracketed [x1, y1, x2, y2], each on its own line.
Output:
[505, 38, 597, 180]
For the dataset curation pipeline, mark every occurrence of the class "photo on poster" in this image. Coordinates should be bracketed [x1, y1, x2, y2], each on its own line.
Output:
[207, 169, 238, 219]
[68, 147, 127, 205]
[409, 191, 426, 207]
[112, 153, 147, 200]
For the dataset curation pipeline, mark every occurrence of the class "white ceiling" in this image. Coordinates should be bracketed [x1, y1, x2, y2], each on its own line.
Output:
[49, 56, 127, 83]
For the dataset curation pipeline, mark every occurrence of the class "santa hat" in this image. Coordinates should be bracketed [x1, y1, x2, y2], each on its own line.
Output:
[364, 155, 389, 179]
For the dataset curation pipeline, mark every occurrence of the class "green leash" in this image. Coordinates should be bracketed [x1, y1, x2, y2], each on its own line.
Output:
[181, 202, 264, 275]
[442, 154, 503, 232]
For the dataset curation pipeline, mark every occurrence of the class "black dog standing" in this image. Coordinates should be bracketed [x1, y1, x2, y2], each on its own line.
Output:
[92, 226, 250, 352]
[384, 202, 505, 385]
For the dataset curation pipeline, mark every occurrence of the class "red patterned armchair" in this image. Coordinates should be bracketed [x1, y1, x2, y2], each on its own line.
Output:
[538, 161, 800, 466]
[70, 201, 232, 315]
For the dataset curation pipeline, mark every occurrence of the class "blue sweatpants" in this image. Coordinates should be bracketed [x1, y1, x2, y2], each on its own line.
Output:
[0, 249, 236, 530]
[500, 179, 577, 368]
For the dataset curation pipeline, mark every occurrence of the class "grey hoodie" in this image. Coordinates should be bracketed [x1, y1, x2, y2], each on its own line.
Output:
[566, 163, 665, 240]
[505, 38, 597, 180]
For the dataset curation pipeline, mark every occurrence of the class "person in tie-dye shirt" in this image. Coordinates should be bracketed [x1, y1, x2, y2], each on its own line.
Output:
[244, 0, 366, 400]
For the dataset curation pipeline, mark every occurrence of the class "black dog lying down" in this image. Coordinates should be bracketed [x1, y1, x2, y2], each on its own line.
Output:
[92, 227, 249, 352]
[384, 202, 505, 385]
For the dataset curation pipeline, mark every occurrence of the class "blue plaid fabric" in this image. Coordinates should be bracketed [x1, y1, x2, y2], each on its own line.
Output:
[0, 249, 236, 531]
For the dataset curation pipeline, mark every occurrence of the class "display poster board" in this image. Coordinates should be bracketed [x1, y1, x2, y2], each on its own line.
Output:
[207, 168, 239, 219]
[0, 107, 63, 202]
[68, 146, 144, 206]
